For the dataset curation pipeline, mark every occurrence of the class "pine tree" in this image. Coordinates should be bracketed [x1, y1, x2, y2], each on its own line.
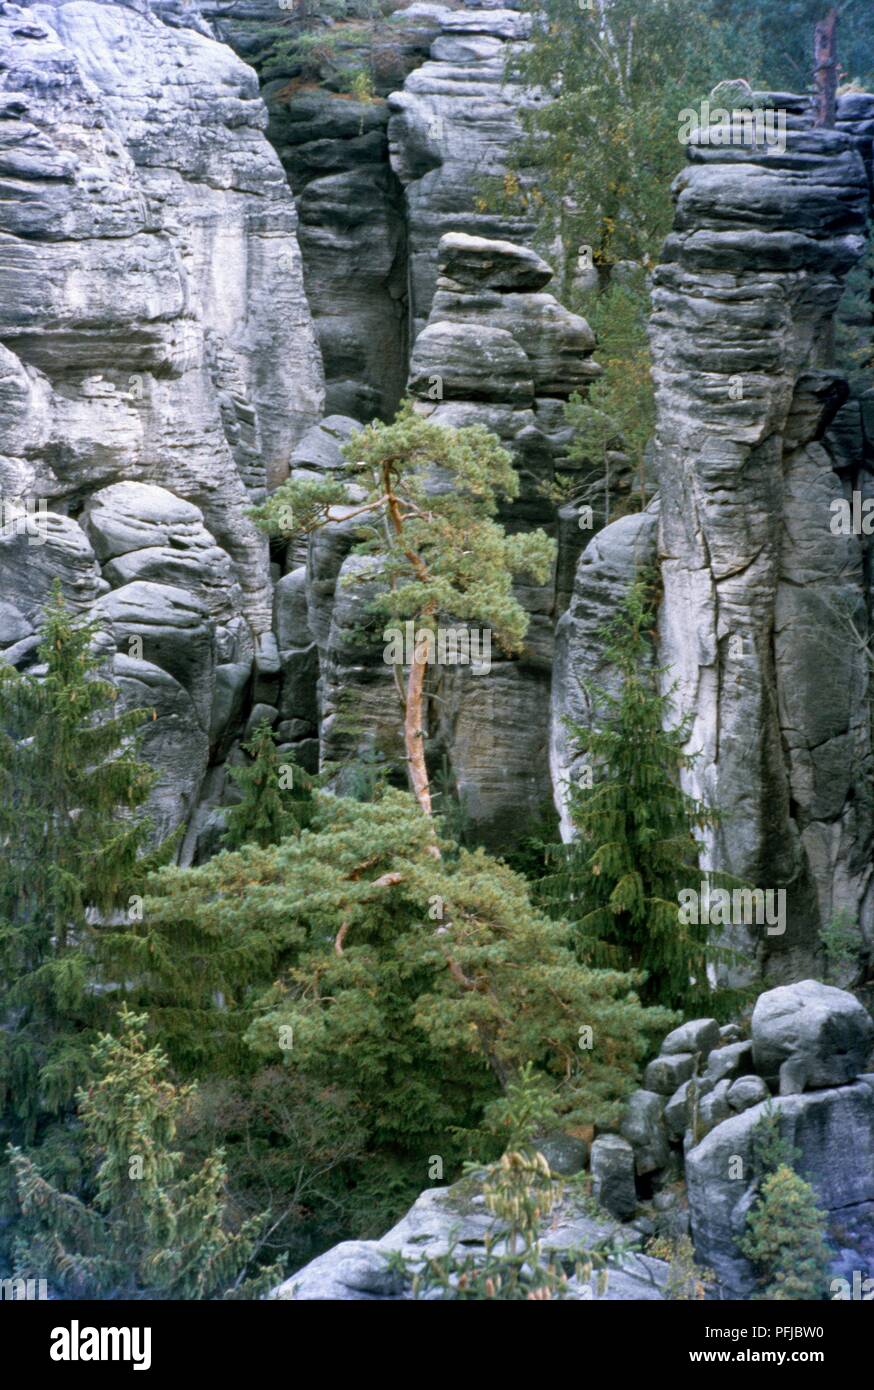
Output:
[540, 575, 729, 1011]
[7, 1007, 280, 1299]
[114, 783, 672, 1243]
[0, 585, 157, 1142]
[739, 1164, 832, 1300]
[240, 787, 675, 1148]
[222, 719, 317, 851]
[249, 400, 556, 821]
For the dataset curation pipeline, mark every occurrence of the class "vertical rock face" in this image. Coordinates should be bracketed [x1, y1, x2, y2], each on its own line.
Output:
[387, 4, 541, 339]
[266, 89, 409, 423]
[310, 231, 601, 848]
[550, 508, 659, 840]
[0, 0, 324, 839]
[211, 2, 541, 422]
[648, 97, 874, 978]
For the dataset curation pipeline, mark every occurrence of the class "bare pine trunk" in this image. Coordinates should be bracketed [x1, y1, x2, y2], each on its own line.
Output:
[404, 647, 432, 818]
[813, 7, 839, 128]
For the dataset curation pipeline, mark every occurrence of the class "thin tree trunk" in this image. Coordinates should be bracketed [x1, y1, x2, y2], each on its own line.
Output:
[404, 643, 432, 818]
[813, 7, 839, 128]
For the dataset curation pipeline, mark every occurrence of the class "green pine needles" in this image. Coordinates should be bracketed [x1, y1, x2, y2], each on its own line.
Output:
[249, 400, 556, 819]
[740, 1164, 832, 1301]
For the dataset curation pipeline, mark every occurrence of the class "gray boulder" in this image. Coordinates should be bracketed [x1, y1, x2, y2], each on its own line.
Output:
[0, 601, 33, 648]
[686, 1082, 874, 1296]
[661, 1018, 721, 1058]
[705, 1040, 754, 1085]
[271, 1178, 666, 1300]
[620, 1090, 670, 1175]
[437, 232, 552, 293]
[751, 980, 874, 1089]
[535, 1134, 588, 1177]
[644, 1052, 696, 1096]
[697, 1079, 732, 1136]
[726, 1075, 770, 1113]
[590, 1135, 637, 1221]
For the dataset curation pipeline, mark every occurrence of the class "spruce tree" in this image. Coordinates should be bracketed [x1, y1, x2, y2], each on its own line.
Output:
[0, 585, 156, 1142]
[222, 719, 317, 851]
[540, 575, 728, 1011]
[7, 1007, 279, 1299]
[739, 1164, 832, 1300]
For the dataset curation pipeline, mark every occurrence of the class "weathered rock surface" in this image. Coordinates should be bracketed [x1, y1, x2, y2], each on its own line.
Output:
[386, 4, 541, 337]
[550, 509, 659, 838]
[751, 978, 874, 1089]
[272, 1179, 669, 1301]
[649, 95, 874, 979]
[590, 1135, 637, 1222]
[0, 0, 324, 843]
[305, 231, 600, 846]
[686, 1082, 874, 1296]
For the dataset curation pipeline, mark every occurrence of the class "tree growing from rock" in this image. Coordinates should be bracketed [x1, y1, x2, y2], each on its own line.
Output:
[222, 718, 318, 851]
[249, 401, 555, 821]
[739, 1163, 832, 1300]
[539, 576, 734, 1011]
[7, 1008, 280, 1300]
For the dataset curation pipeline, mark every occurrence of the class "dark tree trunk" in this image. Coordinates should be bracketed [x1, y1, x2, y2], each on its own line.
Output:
[813, 6, 839, 128]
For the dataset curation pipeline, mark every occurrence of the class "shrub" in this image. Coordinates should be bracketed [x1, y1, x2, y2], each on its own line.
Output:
[739, 1164, 832, 1301]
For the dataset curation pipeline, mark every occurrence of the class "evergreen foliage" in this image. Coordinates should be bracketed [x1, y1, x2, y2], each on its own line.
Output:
[126, 786, 672, 1226]
[249, 401, 555, 817]
[222, 719, 319, 851]
[0, 586, 158, 1142]
[241, 787, 675, 1150]
[562, 273, 655, 521]
[507, 0, 748, 275]
[403, 1070, 613, 1300]
[739, 1164, 832, 1300]
[7, 1008, 279, 1299]
[706, 0, 872, 92]
[539, 576, 732, 1011]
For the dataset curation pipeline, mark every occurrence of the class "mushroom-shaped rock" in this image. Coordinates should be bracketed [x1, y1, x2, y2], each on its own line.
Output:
[437, 232, 553, 293]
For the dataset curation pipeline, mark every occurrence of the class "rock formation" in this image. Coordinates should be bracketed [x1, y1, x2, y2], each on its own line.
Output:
[302, 229, 602, 848]
[278, 981, 874, 1301]
[554, 92, 874, 978]
[272, 1179, 672, 1302]
[3, 3, 872, 949]
[0, 0, 324, 841]
[650, 93, 874, 979]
